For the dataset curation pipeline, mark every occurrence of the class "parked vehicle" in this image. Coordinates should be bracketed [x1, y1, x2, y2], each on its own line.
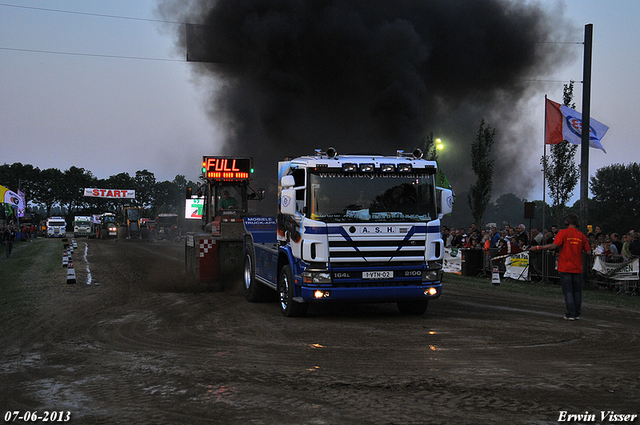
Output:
[73, 216, 92, 237]
[46, 217, 67, 238]
[123, 207, 142, 239]
[156, 213, 178, 241]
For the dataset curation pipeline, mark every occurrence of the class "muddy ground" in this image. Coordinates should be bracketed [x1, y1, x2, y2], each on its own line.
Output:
[1, 238, 639, 424]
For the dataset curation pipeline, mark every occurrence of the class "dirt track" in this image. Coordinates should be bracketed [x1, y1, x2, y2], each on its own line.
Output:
[1, 238, 639, 424]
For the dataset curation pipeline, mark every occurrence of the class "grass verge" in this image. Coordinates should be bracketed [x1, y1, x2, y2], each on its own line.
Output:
[0, 238, 66, 317]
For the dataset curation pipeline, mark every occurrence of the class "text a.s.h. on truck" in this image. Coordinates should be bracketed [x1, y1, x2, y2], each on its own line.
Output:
[243, 148, 453, 317]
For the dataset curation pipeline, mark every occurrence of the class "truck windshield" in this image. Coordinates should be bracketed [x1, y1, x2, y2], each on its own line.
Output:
[308, 172, 437, 222]
[49, 221, 65, 227]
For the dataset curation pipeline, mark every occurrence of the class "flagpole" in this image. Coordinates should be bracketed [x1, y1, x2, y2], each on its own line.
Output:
[543, 95, 547, 236]
[580, 23, 593, 234]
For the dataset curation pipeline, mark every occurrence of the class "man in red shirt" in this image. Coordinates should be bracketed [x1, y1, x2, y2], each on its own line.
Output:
[531, 214, 591, 320]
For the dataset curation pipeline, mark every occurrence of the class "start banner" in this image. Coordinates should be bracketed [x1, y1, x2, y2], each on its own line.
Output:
[84, 188, 136, 199]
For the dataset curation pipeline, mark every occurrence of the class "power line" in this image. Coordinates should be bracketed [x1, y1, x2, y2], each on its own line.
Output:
[0, 3, 187, 62]
[521, 79, 583, 84]
[533, 41, 584, 45]
[0, 46, 184, 62]
[0, 3, 184, 25]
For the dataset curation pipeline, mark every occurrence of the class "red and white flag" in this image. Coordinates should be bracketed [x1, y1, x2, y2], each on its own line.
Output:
[545, 97, 609, 153]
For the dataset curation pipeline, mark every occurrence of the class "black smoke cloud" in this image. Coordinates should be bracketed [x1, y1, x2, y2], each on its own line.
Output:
[157, 0, 577, 204]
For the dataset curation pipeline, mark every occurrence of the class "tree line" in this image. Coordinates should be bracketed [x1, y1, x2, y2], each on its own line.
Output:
[3, 139, 638, 235]
[0, 163, 198, 223]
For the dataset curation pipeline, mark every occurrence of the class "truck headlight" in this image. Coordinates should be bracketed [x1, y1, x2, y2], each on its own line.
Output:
[303, 271, 332, 284]
[422, 270, 441, 282]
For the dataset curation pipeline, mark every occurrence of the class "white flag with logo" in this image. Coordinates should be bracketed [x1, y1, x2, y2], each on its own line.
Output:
[559, 105, 609, 153]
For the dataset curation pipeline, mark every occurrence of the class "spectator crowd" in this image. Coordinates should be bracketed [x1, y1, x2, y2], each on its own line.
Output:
[1, 223, 38, 258]
[442, 222, 640, 261]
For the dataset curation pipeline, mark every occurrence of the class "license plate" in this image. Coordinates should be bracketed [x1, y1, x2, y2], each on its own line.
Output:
[109, 231, 117, 235]
[363, 271, 393, 279]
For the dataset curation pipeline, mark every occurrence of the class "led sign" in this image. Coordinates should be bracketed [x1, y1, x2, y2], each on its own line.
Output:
[202, 157, 252, 181]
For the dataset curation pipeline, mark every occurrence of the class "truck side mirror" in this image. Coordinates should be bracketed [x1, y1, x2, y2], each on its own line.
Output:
[438, 188, 453, 218]
[281, 175, 295, 188]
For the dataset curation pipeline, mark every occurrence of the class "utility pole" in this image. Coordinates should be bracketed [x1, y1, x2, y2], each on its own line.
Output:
[17, 179, 21, 229]
[579, 24, 593, 234]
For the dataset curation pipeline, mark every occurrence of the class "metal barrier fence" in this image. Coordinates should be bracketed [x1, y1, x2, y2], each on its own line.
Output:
[462, 248, 640, 295]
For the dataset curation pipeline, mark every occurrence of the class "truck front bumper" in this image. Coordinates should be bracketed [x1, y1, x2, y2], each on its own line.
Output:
[299, 282, 442, 303]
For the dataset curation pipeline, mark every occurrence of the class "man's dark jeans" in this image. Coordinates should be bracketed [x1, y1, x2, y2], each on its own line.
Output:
[559, 272, 583, 318]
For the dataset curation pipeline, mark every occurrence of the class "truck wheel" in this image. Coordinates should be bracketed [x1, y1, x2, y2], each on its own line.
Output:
[278, 265, 308, 317]
[397, 300, 429, 315]
[243, 243, 273, 302]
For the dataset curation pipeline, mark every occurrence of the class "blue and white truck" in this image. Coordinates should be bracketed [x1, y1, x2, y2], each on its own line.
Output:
[243, 148, 453, 317]
[46, 217, 67, 238]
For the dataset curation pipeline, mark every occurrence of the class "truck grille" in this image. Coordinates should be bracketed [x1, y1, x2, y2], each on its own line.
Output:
[328, 236, 426, 263]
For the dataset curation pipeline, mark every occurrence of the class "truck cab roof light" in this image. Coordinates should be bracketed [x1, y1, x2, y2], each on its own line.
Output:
[381, 164, 396, 172]
[359, 164, 375, 172]
[314, 147, 338, 158]
[342, 163, 357, 172]
[398, 164, 413, 173]
[396, 148, 423, 159]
